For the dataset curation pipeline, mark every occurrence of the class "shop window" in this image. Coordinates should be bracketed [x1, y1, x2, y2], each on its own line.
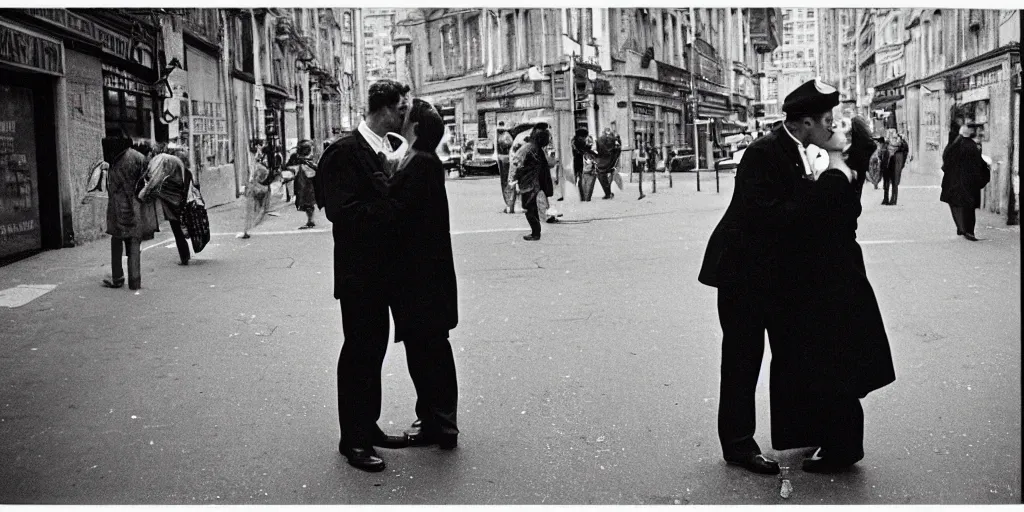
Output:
[188, 99, 230, 171]
[104, 89, 152, 140]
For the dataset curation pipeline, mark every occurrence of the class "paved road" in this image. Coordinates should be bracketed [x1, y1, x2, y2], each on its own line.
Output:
[0, 168, 1019, 504]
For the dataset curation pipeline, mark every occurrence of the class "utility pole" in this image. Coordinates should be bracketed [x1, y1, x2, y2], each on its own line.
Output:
[354, 8, 366, 123]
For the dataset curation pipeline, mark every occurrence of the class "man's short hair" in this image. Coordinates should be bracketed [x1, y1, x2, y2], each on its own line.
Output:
[367, 80, 410, 114]
[409, 98, 444, 151]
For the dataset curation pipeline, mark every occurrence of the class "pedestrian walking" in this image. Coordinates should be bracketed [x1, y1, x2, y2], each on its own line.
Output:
[239, 145, 274, 240]
[286, 139, 318, 229]
[595, 128, 622, 200]
[770, 116, 896, 473]
[697, 79, 839, 475]
[497, 123, 517, 213]
[509, 125, 553, 241]
[867, 137, 888, 191]
[138, 146, 193, 265]
[389, 99, 460, 450]
[940, 124, 991, 241]
[314, 79, 412, 472]
[572, 128, 597, 201]
[101, 129, 159, 290]
[884, 134, 910, 205]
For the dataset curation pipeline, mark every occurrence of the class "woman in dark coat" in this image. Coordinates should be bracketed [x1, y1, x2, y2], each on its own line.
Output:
[102, 130, 159, 290]
[388, 98, 460, 448]
[770, 117, 896, 473]
[287, 139, 318, 229]
[940, 125, 991, 241]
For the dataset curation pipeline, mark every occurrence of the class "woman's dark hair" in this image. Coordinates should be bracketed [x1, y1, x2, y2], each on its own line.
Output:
[531, 127, 551, 148]
[846, 116, 876, 187]
[368, 80, 411, 114]
[575, 128, 588, 138]
[408, 98, 444, 151]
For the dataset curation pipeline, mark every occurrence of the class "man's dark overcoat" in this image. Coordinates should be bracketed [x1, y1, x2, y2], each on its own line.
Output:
[315, 131, 398, 299]
[698, 125, 813, 289]
[940, 136, 991, 208]
[388, 149, 459, 342]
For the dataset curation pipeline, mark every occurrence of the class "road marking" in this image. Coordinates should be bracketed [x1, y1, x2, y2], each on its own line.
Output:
[897, 185, 940, 189]
[0, 284, 57, 308]
[451, 227, 531, 235]
[860, 240, 917, 245]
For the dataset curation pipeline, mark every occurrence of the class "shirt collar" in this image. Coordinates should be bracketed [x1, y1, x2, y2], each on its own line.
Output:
[782, 122, 805, 150]
[357, 120, 388, 155]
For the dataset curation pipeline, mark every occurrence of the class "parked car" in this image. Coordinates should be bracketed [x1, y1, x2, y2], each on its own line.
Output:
[715, 147, 745, 171]
[462, 139, 499, 175]
[437, 141, 462, 175]
[669, 145, 697, 172]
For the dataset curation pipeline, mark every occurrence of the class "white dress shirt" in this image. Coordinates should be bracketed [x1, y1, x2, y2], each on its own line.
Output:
[357, 120, 388, 155]
[782, 122, 814, 178]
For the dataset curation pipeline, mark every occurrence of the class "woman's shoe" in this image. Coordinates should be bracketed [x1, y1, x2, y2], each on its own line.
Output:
[102, 278, 124, 289]
[801, 448, 861, 473]
[522, 234, 540, 241]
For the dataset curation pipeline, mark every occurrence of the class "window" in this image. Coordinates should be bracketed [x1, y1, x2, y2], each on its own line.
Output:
[233, 14, 254, 74]
[441, 22, 461, 74]
[808, 48, 815, 59]
[466, 15, 482, 69]
[524, 10, 540, 65]
[807, 10, 815, 19]
[103, 89, 153, 140]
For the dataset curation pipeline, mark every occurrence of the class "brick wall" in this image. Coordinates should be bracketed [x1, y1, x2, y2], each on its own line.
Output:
[64, 50, 108, 243]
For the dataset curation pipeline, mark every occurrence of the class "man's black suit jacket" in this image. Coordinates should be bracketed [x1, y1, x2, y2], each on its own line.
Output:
[315, 131, 399, 299]
[697, 126, 814, 289]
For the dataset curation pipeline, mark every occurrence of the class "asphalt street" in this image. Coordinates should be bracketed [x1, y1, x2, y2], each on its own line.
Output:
[0, 167, 1020, 504]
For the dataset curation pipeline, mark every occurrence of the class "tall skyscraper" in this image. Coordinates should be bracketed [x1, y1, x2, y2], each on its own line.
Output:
[761, 8, 820, 119]
[364, 9, 397, 82]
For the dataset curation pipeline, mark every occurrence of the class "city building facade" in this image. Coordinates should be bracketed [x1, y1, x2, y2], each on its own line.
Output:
[761, 8, 819, 123]
[363, 9, 397, 83]
[0, 8, 360, 260]
[398, 8, 778, 173]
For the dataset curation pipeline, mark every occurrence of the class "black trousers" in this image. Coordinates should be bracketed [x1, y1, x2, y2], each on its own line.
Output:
[522, 190, 541, 236]
[337, 292, 391, 447]
[168, 220, 190, 263]
[716, 279, 787, 458]
[597, 171, 613, 197]
[882, 168, 903, 204]
[111, 237, 141, 289]
[949, 205, 977, 235]
[404, 331, 459, 435]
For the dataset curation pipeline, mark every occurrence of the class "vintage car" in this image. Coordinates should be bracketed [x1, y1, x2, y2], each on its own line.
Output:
[668, 145, 698, 172]
[437, 141, 462, 175]
[462, 139, 499, 176]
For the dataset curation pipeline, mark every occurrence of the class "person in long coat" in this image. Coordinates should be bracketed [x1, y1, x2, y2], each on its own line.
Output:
[287, 139, 318, 229]
[314, 79, 412, 472]
[941, 124, 991, 241]
[884, 134, 909, 205]
[769, 116, 896, 472]
[867, 138, 888, 191]
[509, 126, 553, 241]
[389, 98, 460, 450]
[139, 149, 193, 265]
[697, 79, 839, 475]
[102, 130, 159, 290]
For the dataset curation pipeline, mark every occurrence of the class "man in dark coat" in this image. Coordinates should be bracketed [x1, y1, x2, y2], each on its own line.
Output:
[102, 129, 158, 290]
[389, 99, 460, 450]
[884, 134, 909, 205]
[941, 124, 991, 241]
[697, 79, 838, 475]
[509, 126, 553, 241]
[314, 80, 412, 472]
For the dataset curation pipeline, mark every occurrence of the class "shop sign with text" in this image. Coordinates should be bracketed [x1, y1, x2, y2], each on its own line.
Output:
[0, 20, 64, 75]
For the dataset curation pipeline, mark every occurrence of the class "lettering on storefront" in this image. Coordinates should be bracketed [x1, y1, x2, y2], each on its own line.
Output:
[699, 92, 729, 110]
[632, 103, 655, 117]
[656, 62, 691, 91]
[946, 66, 1003, 94]
[27, 9, 152, 67]
[0, 20, 64, 75]
[0, 220, 36, 236]
[102, 64, 151, 94]
[635, 80, 679, 98]
[478, 79, 538, 101]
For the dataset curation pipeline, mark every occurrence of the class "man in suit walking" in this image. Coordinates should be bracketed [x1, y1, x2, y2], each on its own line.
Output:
[697, 79, 839, 475]
[315, 79, 412, 472]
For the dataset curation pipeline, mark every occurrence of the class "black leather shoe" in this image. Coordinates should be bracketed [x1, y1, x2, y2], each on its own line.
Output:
[523, 234, 540, 241]
[725, 453, 781, 475]
[546, 217, 560, 224]
[802, 448, 861, 473]
[964, 233, 978, 241]
[957, 230, 964, 236]
[405, 420, 458, 450]
[339, 444, 386, 472]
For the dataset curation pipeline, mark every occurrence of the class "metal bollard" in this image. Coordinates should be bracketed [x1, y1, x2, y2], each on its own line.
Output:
[696, 167, 701, 192]
[715, 167, 720, 193]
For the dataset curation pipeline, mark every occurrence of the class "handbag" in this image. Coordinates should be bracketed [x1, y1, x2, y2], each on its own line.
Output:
[178, 165, 210, 253]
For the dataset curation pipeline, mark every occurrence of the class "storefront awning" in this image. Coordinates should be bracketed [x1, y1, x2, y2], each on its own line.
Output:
[871, 95, 904, 109]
